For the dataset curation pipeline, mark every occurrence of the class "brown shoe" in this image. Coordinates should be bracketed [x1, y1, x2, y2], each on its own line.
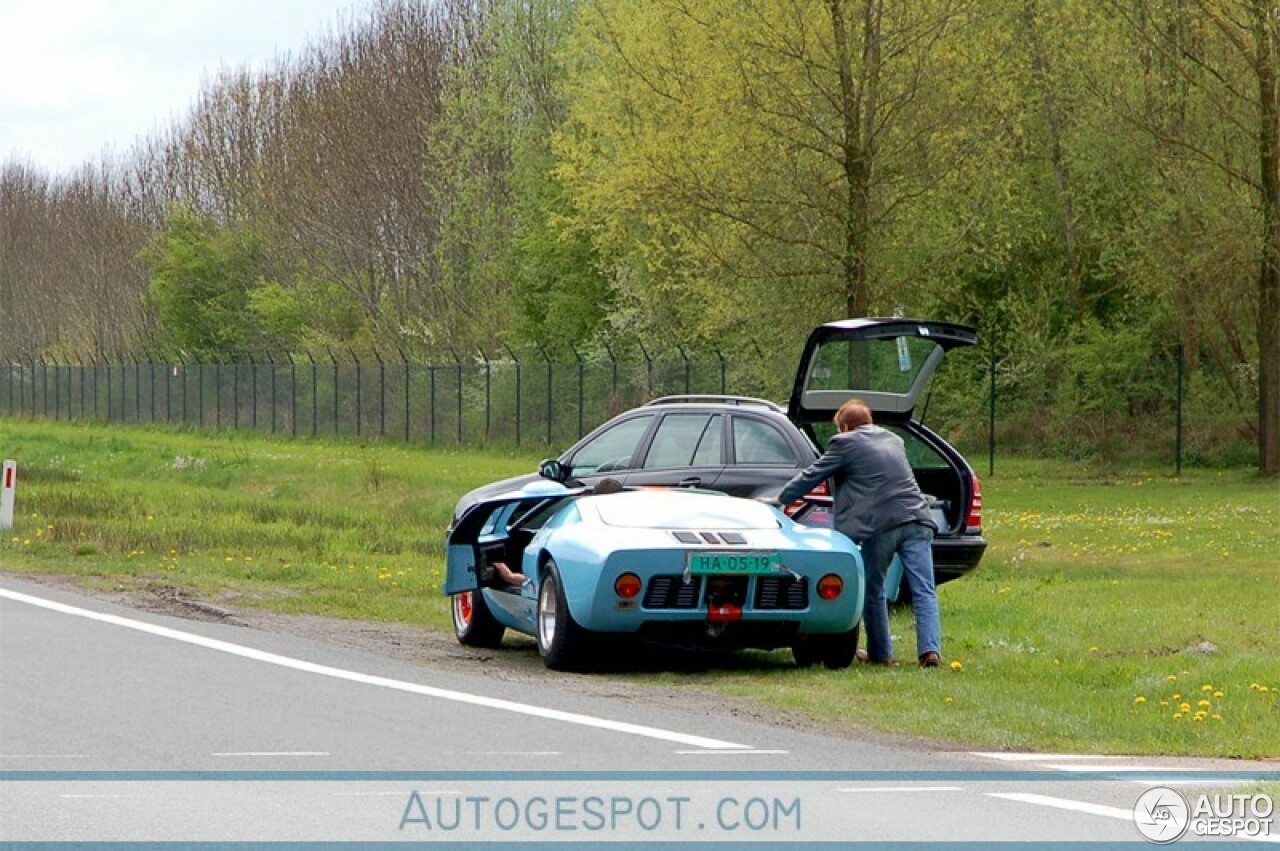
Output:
[919, 651, 940, 668]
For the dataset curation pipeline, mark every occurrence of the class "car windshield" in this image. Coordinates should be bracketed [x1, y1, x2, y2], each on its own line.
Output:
[592, 491, 779, 530]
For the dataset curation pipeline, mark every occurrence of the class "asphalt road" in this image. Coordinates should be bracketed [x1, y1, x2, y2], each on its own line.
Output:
[1, 575, 1274, 845]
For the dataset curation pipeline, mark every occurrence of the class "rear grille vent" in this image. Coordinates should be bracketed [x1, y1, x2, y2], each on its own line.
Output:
[754, 576, 808, 610]
[644, 575, 702, 609]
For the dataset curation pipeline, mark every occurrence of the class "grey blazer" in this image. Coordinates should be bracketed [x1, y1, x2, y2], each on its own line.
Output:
[777, 425, 935, 542]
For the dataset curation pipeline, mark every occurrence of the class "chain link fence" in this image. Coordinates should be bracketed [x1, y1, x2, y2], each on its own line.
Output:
[0, 346, 1244, 472]
[0, 349, 765, 451]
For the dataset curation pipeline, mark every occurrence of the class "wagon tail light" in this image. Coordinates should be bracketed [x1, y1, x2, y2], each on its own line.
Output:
[816, 574, 843, 600]
[784, 479, 829, 517]
[965, 473, 983, 532]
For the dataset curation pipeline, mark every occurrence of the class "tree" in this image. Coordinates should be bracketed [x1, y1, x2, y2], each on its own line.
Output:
[1106, 0, 1280, 474]
[143, 208, 267, 358]
[555, 0, 980, 354]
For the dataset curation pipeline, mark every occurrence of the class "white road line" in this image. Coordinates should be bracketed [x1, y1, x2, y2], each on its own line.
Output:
[673, 749, 789, 755]
[986, 792, 1132, 821]
[0, 586, 752, 752]
[1046, 764, 1204, 773]
[210, 751, 330, 757]
[972, 752, 1128, 761]
[461, 751, 562, 756]
[838, 786, 965, 793]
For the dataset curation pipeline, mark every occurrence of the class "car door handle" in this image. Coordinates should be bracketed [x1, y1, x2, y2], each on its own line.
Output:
[678, 477, 701, 487]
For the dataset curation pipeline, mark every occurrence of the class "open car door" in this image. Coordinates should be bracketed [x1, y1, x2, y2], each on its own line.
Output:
[787, 318, 978, 426]
[443, 482, 577, 595]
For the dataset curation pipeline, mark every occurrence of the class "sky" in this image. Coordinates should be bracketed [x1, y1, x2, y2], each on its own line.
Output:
[0, 0, 377, 176]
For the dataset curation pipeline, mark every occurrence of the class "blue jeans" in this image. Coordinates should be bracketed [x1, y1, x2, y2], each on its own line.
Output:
[859, 522, 940, 662]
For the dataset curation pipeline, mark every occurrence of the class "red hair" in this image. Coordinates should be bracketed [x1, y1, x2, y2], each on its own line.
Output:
[834, 399, 873, 431]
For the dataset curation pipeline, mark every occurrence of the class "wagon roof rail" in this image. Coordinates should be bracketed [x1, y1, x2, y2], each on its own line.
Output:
[644, 395, 784, 413]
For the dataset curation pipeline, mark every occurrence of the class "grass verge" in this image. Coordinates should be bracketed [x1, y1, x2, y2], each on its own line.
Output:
[1, 421, 1276, 757]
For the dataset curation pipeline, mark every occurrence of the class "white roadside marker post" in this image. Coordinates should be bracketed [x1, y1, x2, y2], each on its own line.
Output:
[1, 460, 15, 530]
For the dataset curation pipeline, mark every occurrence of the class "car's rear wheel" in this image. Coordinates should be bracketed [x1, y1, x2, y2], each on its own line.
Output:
[792, 624, 860, 669]
[820, 624, 860, 669]
[537, 560, 588, 671]
[452, 590, 504, 648]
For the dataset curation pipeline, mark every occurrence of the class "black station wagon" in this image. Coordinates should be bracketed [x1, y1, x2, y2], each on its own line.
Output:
[451, 318, 987, 589]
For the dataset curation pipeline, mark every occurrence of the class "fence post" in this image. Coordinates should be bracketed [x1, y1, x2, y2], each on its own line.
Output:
[267, 351, 277, 435]
[163, 352, 171, 424]
[988, 353, 996, 479]
[1175, 344, 1184, 477]
[307, 351, 317, 438]
[148, 351, 157, 424]
[131, 351, 141, 423]
[676, 344, 691, 395]
[398, 345, 410, 443]
[350, 347, 362, 438]
[538, 344, 553, 447]
[478, 347, 492, 442]
[428, 358, 437, 446]
[711, 344, 726, 394]
[38, 354, 48, 419]
[603, 341, 618, 400]
[638, 341, 653, 397]
[327, 346, 339, 437]
[570, 343, 585, 439]
[178, 354, 187, 426]
[51, 353, 62, 421]
[451, 347, 463, 445]
[374, 347, 386, 438]
[505, 344, 522, 448]
[249, 350, 259, 432]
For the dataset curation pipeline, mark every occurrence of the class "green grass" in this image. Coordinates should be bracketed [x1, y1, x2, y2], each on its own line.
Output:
[1, 421, 1276, 757]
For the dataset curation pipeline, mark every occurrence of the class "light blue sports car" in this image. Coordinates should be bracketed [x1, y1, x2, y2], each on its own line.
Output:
[444, 472, 865, 671]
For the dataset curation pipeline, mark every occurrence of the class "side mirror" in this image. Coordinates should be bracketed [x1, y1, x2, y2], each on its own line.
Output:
[538, 458, 570, 482]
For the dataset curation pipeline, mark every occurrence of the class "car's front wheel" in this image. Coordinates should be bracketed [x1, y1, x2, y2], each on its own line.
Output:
[536, 560, 588, 671]
[452, 590, 504, 648]
[791, 635, 822, 668]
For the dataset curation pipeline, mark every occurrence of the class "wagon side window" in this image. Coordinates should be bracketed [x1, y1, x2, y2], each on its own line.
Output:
[642, 413, 722, 469]
[732, 417, 796, 465]
[568, 415, 653, 474]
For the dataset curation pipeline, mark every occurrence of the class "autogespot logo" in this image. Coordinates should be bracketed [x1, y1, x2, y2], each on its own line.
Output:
[1134, 786, 1191, 843]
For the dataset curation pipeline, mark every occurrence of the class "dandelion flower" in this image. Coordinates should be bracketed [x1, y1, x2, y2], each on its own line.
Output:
[950, 660, 963, 672]
[1167, 675, 1178, 682]
[1201, 684, 1214, 692]
[1213, 691, 1223, 698]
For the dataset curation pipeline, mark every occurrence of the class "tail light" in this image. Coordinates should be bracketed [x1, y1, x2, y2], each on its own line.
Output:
[965, 473, 983, 530]
[614, 573, 642, 599]
[816, 574, 843, 600]
[784, 480, 830, 517]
